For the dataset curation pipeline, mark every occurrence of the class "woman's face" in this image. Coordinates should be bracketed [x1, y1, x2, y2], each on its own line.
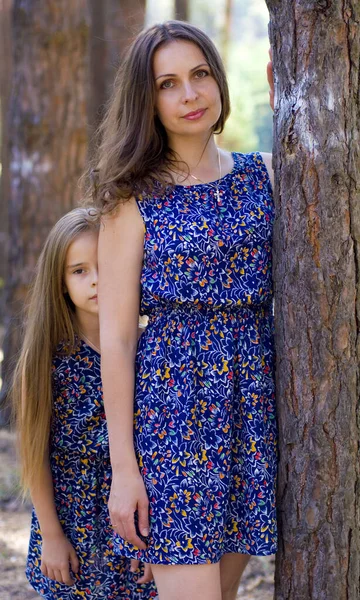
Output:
[153, 40, 222, 141]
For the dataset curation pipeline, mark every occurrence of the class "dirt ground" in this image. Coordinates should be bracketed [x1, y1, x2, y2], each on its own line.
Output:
[0, 429, 275, 600]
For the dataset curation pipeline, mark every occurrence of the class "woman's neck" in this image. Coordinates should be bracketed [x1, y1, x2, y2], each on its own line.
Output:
[168, 133, 219, 175]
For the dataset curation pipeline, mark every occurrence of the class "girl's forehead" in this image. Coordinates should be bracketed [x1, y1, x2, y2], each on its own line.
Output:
[66, 230, 98, 261]
[153, 40, 206, 75]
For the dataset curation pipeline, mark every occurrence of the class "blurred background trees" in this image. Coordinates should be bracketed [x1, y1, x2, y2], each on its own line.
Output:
[0, 0, 272, 423]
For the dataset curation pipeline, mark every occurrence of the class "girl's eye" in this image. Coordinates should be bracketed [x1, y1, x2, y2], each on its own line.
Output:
[160, 79, 174, 90]
[73, 268, 84, 275]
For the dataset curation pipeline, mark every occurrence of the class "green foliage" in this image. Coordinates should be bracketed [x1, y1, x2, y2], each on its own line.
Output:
[225, 36, 273, 152]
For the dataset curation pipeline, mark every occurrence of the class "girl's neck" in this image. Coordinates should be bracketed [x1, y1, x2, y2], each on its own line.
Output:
[75, 311, 100, 353]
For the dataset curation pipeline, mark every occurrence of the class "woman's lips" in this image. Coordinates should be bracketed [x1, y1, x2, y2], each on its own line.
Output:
[182, 108, 207, 120]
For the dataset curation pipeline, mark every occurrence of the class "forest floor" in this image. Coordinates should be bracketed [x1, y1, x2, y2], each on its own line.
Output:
[0, 429, 275, 600]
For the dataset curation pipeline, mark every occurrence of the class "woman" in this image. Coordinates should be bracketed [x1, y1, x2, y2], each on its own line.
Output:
[90, 20, 276, 600]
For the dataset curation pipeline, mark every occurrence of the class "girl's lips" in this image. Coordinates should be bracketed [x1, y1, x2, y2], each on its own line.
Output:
[182, 108, 207, 120]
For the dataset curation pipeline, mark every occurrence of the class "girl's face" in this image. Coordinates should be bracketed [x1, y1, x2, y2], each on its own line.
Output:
[63, 230, 98, 319]
[153, 40, 221, 141]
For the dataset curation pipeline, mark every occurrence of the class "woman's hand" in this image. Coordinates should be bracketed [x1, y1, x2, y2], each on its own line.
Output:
[40, 532, 79, 586]
[130, 559, 154, 584]
[109, 469, 150, 550]
[267, 48, 274, 111]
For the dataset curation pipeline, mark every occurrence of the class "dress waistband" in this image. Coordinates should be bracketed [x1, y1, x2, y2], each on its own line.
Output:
[146, 299, 272, 322]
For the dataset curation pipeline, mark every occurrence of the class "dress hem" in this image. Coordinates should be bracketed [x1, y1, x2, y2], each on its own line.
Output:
[113, 544, 278, 565]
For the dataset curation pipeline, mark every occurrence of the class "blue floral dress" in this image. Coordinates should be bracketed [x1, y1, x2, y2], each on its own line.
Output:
[114, 152, 278, 565]
[26, 339, 158, 599]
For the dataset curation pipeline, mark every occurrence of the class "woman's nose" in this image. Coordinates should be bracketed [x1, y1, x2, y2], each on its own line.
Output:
[182, 81, 199, 103]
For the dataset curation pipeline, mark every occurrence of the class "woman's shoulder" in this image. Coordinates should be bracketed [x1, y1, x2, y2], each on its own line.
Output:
[100, 197, 145, 245]
[231, 150, 271, 165]
[232, 151, 274, 191]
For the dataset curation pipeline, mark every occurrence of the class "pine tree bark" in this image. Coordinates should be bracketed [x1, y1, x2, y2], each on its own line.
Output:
[265, 1, 360, 598]
[1, 0, 90, 423]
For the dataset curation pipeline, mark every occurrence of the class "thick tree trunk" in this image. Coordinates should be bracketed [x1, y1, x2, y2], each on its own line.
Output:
[88, 0, 106, 148]
[1, 0, 90, 423]
[87, 0, 146, 156]
[266, 2, 360, 598]
[0, 0, 12, 326]
[105, 0, 146, 70]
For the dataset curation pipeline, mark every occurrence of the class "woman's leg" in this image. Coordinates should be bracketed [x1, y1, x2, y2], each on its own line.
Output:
[151, 562, 222, 600]
[219, 553, 251, 600]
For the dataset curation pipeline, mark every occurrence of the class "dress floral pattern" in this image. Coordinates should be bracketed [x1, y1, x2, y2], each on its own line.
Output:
[114, 152, 278, 565]
[26, 339, 158, 599]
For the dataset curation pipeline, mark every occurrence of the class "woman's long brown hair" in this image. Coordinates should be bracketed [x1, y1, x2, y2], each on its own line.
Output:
[87, 20, 231, 214]
[12, 208, 99, 494]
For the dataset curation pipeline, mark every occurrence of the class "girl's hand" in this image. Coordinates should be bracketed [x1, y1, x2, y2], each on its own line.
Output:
[130, 559, 154, 583]
[40, 532, 79, 586]
[267, 48, 274, 111]
[109, 470, 149, 550]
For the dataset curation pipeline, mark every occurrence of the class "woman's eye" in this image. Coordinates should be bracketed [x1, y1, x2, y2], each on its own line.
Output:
[195, 69, 209, 79]
[160, 79, 174, 89]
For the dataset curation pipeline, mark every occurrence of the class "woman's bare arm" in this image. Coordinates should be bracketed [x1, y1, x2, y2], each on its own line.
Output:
[260, 152, 274, 190]
[98, 198, 148, 548]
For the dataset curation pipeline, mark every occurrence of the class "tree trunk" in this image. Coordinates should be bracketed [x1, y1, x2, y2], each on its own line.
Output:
[87, 0, 146, 156]
[0, 0, 13, 326]
[105, 0, 146, 70]
[88, 0, 106, 150]
[174, 0, 189, 22]
[221, 0, 233, 69]
[265, 1, 360, 598]
[1, 0, 90, 424]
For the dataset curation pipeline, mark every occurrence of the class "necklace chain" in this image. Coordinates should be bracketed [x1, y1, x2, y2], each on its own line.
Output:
[79, 331, 101, 354]
[188, 147, 222, 202]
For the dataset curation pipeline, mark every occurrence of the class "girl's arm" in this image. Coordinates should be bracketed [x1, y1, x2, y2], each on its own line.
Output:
[30, 455, 62, 537]
[98, 198, 148, 549]
[30, 455, 79, 585]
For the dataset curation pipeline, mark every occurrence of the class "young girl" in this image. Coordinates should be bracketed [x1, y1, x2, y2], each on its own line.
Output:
[90, 20, 277, 600]
[12, 208, 157, 599]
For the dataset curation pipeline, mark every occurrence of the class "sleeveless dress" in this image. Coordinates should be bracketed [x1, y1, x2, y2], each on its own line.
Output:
[113, 152, 278, 565]
[26, 339, 158, 599]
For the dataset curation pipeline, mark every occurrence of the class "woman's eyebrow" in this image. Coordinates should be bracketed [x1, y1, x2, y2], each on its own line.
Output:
[155, 63, 209, 80]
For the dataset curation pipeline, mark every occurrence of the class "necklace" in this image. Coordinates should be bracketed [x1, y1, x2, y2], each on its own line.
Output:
[188, 147, 222, 203]
[79, 331, 101, 354]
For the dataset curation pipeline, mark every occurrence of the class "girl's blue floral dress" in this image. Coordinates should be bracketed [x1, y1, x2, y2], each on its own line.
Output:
[114, 152, 278, 565]
[26, 339, 158, 599]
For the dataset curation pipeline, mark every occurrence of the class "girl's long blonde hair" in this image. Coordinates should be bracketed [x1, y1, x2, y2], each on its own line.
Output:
[12, 208, 99, 493]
